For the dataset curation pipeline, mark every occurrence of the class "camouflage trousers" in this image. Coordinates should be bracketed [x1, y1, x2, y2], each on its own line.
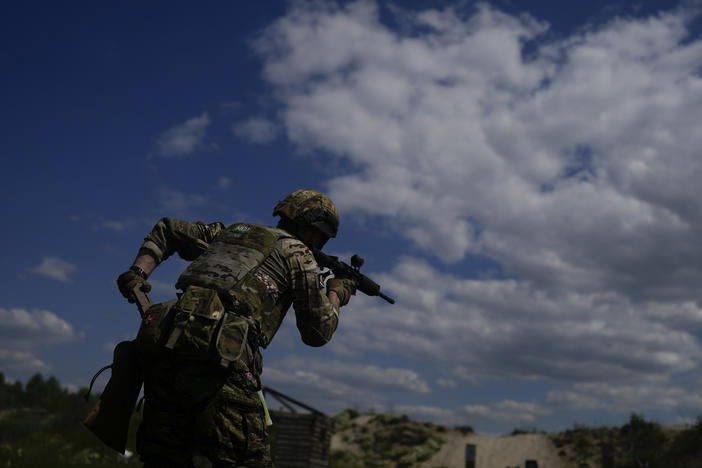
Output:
[137, 357, 271, 468]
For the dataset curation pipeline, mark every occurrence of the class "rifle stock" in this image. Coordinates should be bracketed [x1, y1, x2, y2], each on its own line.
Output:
[131, 285, 152, 319]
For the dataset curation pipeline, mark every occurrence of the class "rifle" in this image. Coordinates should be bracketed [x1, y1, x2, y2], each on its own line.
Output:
[311, 248, 395, 304]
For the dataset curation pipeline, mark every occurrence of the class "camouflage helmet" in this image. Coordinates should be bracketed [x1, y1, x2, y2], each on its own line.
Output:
[273, 189, 339, 238]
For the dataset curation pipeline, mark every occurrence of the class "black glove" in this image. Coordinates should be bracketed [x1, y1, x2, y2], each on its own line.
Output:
[326, 278, 356, 307]
[117, 269, 152, 303]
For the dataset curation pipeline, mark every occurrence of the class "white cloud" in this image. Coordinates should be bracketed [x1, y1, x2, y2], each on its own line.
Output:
[97, 217, 142, 232]
[254, 0, 702, 427]
[148, 279, 176, 296]
[27, 257, 77, 283]
[156, 112, 211, 156]
[462, 400, 550, 423]
[0, 308, 83, 348]
[63, 383, 80, 393]
[264, 355, 431, 413]
[233, 117, 279, 144]
[0, 308, 82, 372]
[157, 188, 207, 217]
[255, 0, 702, 298]
[546, 381, 702, 415]
[263, 367, 376, 413]
[218, 177, 231, 189]
[331, 258, 702, 385]
[268, 355, 430, 392]
[436, 378, 458, 388]
[101, 220, 128, 231]
[0, 349, 47, 372]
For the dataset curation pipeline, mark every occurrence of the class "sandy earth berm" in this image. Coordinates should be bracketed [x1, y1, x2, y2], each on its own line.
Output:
[425, 432, 562, 467]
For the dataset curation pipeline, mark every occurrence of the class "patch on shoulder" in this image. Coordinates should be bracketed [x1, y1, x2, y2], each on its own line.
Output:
[253, 269, 278, 294]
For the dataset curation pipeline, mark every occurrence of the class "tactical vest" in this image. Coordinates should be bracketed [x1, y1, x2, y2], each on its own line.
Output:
[176, 223, 281, 293]
[135, 224, 291, 393]
[176, 223, 290, 345]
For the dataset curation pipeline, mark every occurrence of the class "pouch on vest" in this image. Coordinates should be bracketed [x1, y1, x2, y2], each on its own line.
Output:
[215, 312, 254, 368]
[134, 299, 177, 358]
[164, 285, 225, 359]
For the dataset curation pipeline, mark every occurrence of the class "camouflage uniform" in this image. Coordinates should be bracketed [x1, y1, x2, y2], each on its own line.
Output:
[135, 218, 339, 467]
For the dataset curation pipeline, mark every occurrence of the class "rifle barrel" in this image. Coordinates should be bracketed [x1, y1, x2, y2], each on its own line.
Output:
[378, 291, 395, 304]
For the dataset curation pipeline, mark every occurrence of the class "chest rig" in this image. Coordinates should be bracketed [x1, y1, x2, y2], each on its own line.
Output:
[170, 224, 288, 363]
[176, 223, 283, 294]
[135, 223, 292, 398]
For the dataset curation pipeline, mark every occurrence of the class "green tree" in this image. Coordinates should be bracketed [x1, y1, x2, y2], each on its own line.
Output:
[620, 413, 667, 467]
[23, 373, 66, 410]
[0, 372, 24, 409]
[664, 417, 702, 466]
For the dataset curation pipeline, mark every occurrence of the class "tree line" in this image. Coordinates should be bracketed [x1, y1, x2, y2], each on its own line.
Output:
[0, 371, 141, 467]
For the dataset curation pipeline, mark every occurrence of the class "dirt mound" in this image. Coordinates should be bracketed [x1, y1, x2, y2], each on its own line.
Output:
[330, 410, 560, 468]
[330, 410, 702, 468]
[427, 432, 561, 468]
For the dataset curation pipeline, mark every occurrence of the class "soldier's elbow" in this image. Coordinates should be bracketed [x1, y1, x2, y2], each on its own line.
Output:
[301, 332, 330, 347]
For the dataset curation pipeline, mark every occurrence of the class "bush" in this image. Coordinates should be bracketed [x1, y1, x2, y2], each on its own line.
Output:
[620, 413, 667, 466]
[664, 417, 702, 466]
[511, 426, 546, 436]
[329, 449, 363, 468]
[332, 408, 361, 433]
[454, 425, 474, 435]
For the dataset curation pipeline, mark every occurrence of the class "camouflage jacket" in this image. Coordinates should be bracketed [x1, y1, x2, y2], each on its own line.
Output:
[139, 218, 339, 348]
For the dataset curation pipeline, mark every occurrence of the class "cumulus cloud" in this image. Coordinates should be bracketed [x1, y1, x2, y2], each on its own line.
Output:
[0, 350, 47, 372]
[27, 257, 77, 283]
[318, 256, 702, 421]
[103, 341, 117, 353]
[436, 378, 458, 388]
[263, 366, 375, 413]
[462, 400, 550, 423]
[268, 355, 430, 392]
[253, 0, 702, 423]
[0, 308, 82, 372]
[255, 0, 702, 299]
[546, 381, 702, 414]
[157, 188, 207, 217]
[264, 355, 431, 413]
[148, 279, 176, 296]
[332, 258, 702, 385]
[233, 117, 279, 144]
[218, 177, 231, 189]
[0, 308, 83, 348]
[156, 112, 211, 156]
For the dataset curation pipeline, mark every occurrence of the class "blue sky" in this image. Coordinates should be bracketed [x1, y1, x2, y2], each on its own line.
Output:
[2, 0, 702, 434]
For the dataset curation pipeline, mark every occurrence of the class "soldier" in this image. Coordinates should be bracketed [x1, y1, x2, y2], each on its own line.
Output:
[116, 189, 356, 468]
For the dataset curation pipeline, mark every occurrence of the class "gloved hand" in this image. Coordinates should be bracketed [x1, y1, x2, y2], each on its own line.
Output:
[326, 278, 356, 307]
[117, 269, 152, 303]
